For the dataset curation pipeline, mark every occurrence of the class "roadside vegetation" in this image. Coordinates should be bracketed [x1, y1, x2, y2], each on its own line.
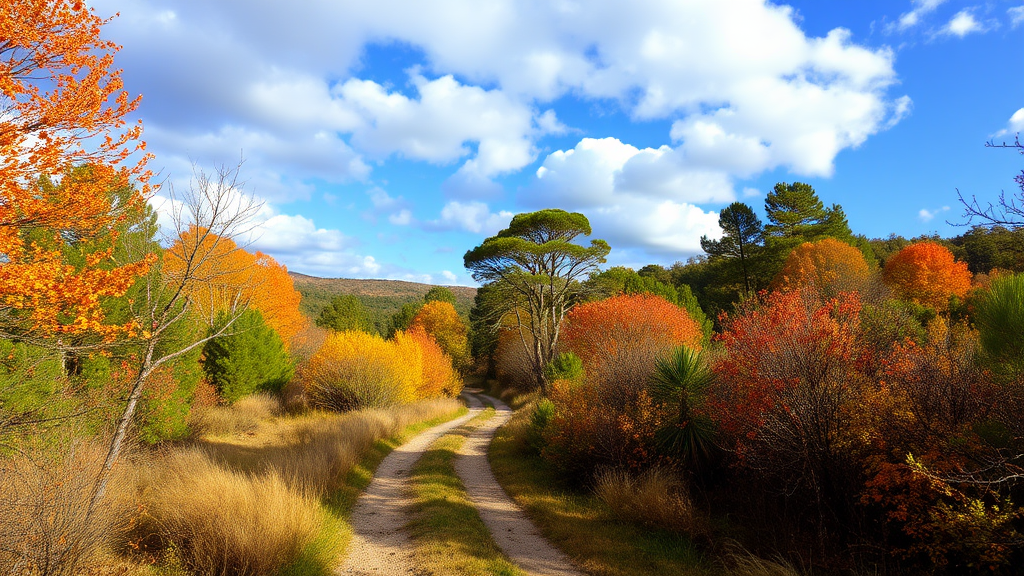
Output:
[5, 2, 1024, 576]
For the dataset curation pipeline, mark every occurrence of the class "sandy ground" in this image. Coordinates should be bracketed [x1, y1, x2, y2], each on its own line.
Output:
[337, 404, 480, 575]
[456, 393, 585, 576]
[339, 392, 583, 576]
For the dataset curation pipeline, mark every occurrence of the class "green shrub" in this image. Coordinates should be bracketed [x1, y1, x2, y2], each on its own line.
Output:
[526, 398, 555, 453]
[543, 352, 584, 383]
[975, 273, 1024, 375]
[202, 310, 294, 404]
[424, 286, 457, 305]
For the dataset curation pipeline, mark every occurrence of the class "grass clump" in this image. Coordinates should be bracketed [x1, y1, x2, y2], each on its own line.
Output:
[409, 408, 524, 576]
[594, 467, 709, 538]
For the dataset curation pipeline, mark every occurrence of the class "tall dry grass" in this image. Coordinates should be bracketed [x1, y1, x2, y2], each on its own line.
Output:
[130, 397, 461, 574]
[594, 467, 708, 538]
[132, 449, 331, 576]
[188, 392, 283, 437]
[0, 438, 135, 576]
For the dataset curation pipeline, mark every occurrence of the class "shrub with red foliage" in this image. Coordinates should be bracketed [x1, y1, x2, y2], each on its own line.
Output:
[542, 294, 702, 478]
[710, 288, 867, 523]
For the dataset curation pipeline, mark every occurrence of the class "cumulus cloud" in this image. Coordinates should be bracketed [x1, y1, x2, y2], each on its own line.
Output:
[994, 108, 1024, 138]
[941, 9, 984, 37]
[94, 0, 910, 267]
[426, 201, 514, 235]
[918, 206, 950, 222]
[525, 138, 724, 256]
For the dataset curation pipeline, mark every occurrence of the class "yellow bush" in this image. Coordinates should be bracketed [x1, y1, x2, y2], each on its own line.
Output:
[302, 329, 462, 412]
[303, 330, 418, 411]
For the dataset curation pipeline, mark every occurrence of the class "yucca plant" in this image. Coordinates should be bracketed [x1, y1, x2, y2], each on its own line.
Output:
[650, 345, 716, 468]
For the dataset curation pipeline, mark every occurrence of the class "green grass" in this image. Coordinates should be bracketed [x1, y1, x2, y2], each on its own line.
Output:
[408, 407, 525, 576]
[488, 409, 712, 576]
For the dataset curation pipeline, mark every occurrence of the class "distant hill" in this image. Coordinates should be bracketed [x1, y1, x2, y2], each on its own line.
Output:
[288, 272, 477, 333]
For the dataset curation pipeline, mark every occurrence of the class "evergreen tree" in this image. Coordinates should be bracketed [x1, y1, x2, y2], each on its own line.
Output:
[764, 182, 852, 242]
[202, 309, 293, 403]
[700, 202, 764, 295]
[424, 286, 457, 305]
[316, 294, 372, 332]
[387, 301, 422, 338]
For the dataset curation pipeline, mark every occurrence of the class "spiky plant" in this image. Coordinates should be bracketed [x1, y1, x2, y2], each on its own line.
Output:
[650, 345, 716, 468]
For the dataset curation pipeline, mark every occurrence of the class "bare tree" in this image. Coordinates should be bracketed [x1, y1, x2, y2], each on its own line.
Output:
[955, 135, 1024, 229]
[84, 161, 264, 518]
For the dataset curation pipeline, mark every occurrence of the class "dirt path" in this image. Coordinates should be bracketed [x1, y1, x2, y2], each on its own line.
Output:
[456, 393, 585, 576]
[338, 402, 481, 575]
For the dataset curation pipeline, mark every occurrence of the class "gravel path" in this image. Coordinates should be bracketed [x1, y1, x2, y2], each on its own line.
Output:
[456, 393, 585, 576]
[338, 403, 481, 575]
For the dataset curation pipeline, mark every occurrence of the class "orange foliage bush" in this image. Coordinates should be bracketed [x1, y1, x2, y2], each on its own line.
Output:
[561, 294, 702, 399]
[883, 242, 972, 310]
[164, 229, 303, 346]
[774, 238, 869, 296]
[1, 3, 155, 339]
[410, 300, 471, 371]
[396, 327, 463, 399]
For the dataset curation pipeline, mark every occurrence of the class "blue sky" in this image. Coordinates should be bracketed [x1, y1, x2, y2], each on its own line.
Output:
[92, 0, 1024, 285]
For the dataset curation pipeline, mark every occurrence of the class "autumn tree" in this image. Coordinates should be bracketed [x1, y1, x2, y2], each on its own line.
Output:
[464, 209, 609, 394]
[561, 293, 703, 400]
[701, 202, 764, 295]
[711, 288, 867, 527]
[0, 1, 155, 344]
[409, 300, 471, 371]
[773, 238, 870, 297]
[883, 241, 972, 310]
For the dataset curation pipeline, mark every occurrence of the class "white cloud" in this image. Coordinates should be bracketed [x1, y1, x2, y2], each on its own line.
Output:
[892, 0, 948, 31]
[428, 201, 514, 235]
[1011, 5, 1024, 27]
[918, 206, 950, 222]
[525, 138, 725, 256]
[941, 9, 984, 37]
[994, 108, 1024, 138]
[441, 270, 458, 283]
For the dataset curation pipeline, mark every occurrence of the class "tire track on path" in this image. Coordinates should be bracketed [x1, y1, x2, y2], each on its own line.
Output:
[457, 393, 584, 576]
[338, 400, 481, 575]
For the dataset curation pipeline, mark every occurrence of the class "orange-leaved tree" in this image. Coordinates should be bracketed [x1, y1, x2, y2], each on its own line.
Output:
[409, 300, 471, 371]
[561, 293, 702, 397]
[0, 1, 154, 341]
[396, 326, 462, 398]
[163, 228, 303, 346]
[773, 238, 869, 296]
[883, 241, 972, 310]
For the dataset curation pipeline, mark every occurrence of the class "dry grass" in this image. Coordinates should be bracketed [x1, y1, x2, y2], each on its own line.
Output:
[188, 392, 283, 437]
[0, 438, 136, 576]
[126, 396, 462, 574]
[594, 467, 709, 538]
[724, 548, 801, 576]
[132, 448, 336, 576]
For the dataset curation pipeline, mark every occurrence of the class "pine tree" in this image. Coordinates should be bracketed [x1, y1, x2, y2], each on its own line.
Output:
[701, 202, 764, 295]
[764, 182, 852, 242]
[202, 309, 293, 403]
